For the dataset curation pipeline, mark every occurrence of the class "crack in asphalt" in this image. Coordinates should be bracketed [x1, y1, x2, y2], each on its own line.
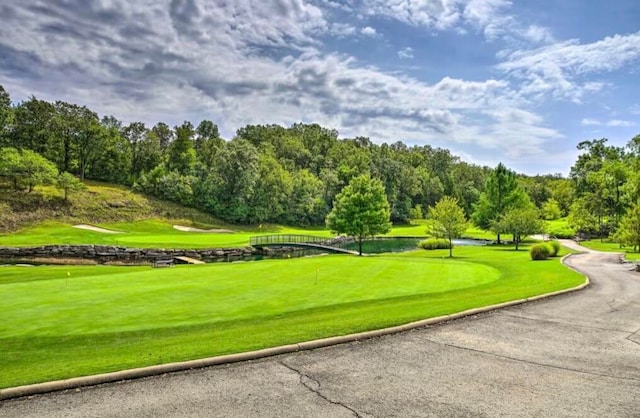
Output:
[626, 327, 640, 346]
[424, 338, 640, 383]
[279, 361, 365, 418]
[497, 313, 633, 333]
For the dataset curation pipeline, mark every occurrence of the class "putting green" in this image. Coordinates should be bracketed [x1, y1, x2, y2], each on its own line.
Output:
[0, 256, 499, 338]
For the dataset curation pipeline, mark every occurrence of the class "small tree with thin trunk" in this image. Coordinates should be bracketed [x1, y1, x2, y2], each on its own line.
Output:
[492, 207, 544, 250]
[326, 174, 391, 256]
[428, 196, 467, 257]
[57, 172, 85, 201]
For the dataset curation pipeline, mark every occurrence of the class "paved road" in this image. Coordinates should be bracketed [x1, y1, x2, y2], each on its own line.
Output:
[3, 241, 640, 417]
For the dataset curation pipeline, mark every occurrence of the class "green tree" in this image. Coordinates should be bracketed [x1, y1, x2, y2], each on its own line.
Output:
[286, 169, 326, 225]
[542, 198, 562, 220]
[122, 122, 148, 177]
[11, 97, 57, 158]
[152, 122, 174, 150]
[197, 139, 259, 222]
[0, 85, 13, 145]
[614, 203, 640, 251]
[248, 153, 293, 223]
[493, 207, 544, 250]
[0, 147, 23, 190]
[57, 172, 85, 201]
[89, 116, 132, 184]
[326, 174, 391, 256]
[167, 121, 196, 175]
[472, 163, 524, 243]
[18, 149, 58, 192]
[427, 196, 467, 257]
[568, 198, 598, 238]
[548, 178, 575, 216]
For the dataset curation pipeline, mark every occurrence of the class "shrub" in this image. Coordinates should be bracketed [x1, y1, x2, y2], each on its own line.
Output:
[530, 243, 551, 260]
[548, 241, 561, 257]
[419, 238, 452, 250]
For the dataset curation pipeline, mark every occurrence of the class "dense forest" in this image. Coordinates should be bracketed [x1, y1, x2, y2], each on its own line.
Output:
[1, 84, 639, 245]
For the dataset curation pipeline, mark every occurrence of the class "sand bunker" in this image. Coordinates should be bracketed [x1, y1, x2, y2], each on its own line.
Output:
[73, 224, 122, 234]
[173, 225, 235, 233]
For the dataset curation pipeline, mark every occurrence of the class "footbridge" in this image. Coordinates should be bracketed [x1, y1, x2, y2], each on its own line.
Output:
[249, 234, 358, 255]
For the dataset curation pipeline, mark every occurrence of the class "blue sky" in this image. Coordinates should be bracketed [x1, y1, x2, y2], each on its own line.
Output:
[1, 0, 639, 175]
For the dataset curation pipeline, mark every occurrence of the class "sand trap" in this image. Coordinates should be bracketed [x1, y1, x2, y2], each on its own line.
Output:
[73, 224, 122, 234]
[173, 225, 235, 233]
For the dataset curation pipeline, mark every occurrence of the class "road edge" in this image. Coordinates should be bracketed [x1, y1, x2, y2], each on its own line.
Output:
[1, 253, 589, 401]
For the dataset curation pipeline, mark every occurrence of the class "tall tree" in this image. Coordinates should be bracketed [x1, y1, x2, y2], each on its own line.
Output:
[122, 122, 148, 177]
[472, 163, 523, 243]
[428, 196, 468, 257]
[326, 174, 391, 256]
[89, 116, 132, 184]
[11, 97, 56, 157]
[198, 139, 259, 222]
[167, 121, 196, 175]
[152, 122, 174, 150]
[0, 85, 12, 145]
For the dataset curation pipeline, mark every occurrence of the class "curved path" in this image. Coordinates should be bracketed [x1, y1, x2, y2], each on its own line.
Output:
[3, 241, 640, 417]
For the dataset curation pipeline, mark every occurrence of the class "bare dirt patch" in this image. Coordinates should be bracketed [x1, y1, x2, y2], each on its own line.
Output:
[172, 225, 235, 233]
[73, 224, 122, 234]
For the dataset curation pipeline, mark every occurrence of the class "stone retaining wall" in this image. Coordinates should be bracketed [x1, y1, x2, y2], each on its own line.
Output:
[0, 244, 297, 264]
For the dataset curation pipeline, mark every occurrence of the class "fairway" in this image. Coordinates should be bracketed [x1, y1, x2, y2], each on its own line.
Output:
[1, 257, 498, 338]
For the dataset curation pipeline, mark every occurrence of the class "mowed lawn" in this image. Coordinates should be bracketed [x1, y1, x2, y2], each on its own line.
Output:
[578, 240, 640, 261]
[0, 245, 584, 388]
[0, 219, 497, 249]
[0, 219, 333, 249]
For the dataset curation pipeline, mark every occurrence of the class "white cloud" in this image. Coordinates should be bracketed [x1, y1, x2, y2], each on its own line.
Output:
[360, 26, 378, 37]
[607, 119, 635, 127]
[328, 23, 357, 37]
[497, 31, 640, 102]
[580, 118, 636, 127]
[398, 47, 414, 59]
[0, 0, 569, 172]
[581, 118, 601, 126]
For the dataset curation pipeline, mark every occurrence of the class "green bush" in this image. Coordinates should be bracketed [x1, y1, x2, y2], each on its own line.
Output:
[530, 243, 551, 260]
[548, 241, 561, 257]
[419, 238, 452, 250]
[548, 227, 575, 239]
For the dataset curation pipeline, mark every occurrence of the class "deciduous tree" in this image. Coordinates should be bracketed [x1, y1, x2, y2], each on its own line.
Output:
[492, 207, 544, 250]
[326, 174, 391, 256]
[428, 196, 467, 257]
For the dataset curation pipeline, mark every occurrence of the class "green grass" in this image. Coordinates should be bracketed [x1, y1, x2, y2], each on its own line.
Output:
[0, 244, 584, 388]
[545, 218, 576, 239]
[0, 219, 333, 249]
[578, 239, 640, 261]
[0, 219, 498, 249]
[0, 180, 233, 233]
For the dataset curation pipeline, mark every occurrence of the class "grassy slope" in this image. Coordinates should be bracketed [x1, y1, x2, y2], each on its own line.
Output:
[0, 244, 584, 388]
[0, 180, 231, 234]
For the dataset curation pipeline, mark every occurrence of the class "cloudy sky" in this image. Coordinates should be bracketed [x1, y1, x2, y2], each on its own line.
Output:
[1, 0, 639, 174]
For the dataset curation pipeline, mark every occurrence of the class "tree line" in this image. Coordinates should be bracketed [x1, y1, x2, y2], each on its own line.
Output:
[1, 84, 639, 248]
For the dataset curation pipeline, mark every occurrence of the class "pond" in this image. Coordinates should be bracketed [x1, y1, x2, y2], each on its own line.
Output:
[342, 237, 490, 254]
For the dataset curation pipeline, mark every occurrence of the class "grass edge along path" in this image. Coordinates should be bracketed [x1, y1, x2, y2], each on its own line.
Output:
[577, 239, 640, 261]
[0, 245, 584, 390]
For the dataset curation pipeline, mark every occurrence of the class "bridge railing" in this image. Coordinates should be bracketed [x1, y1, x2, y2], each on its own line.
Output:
[250, 234, 329, 247]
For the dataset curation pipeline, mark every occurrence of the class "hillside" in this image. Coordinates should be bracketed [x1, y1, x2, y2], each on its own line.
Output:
[0, 180, 228, 233]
